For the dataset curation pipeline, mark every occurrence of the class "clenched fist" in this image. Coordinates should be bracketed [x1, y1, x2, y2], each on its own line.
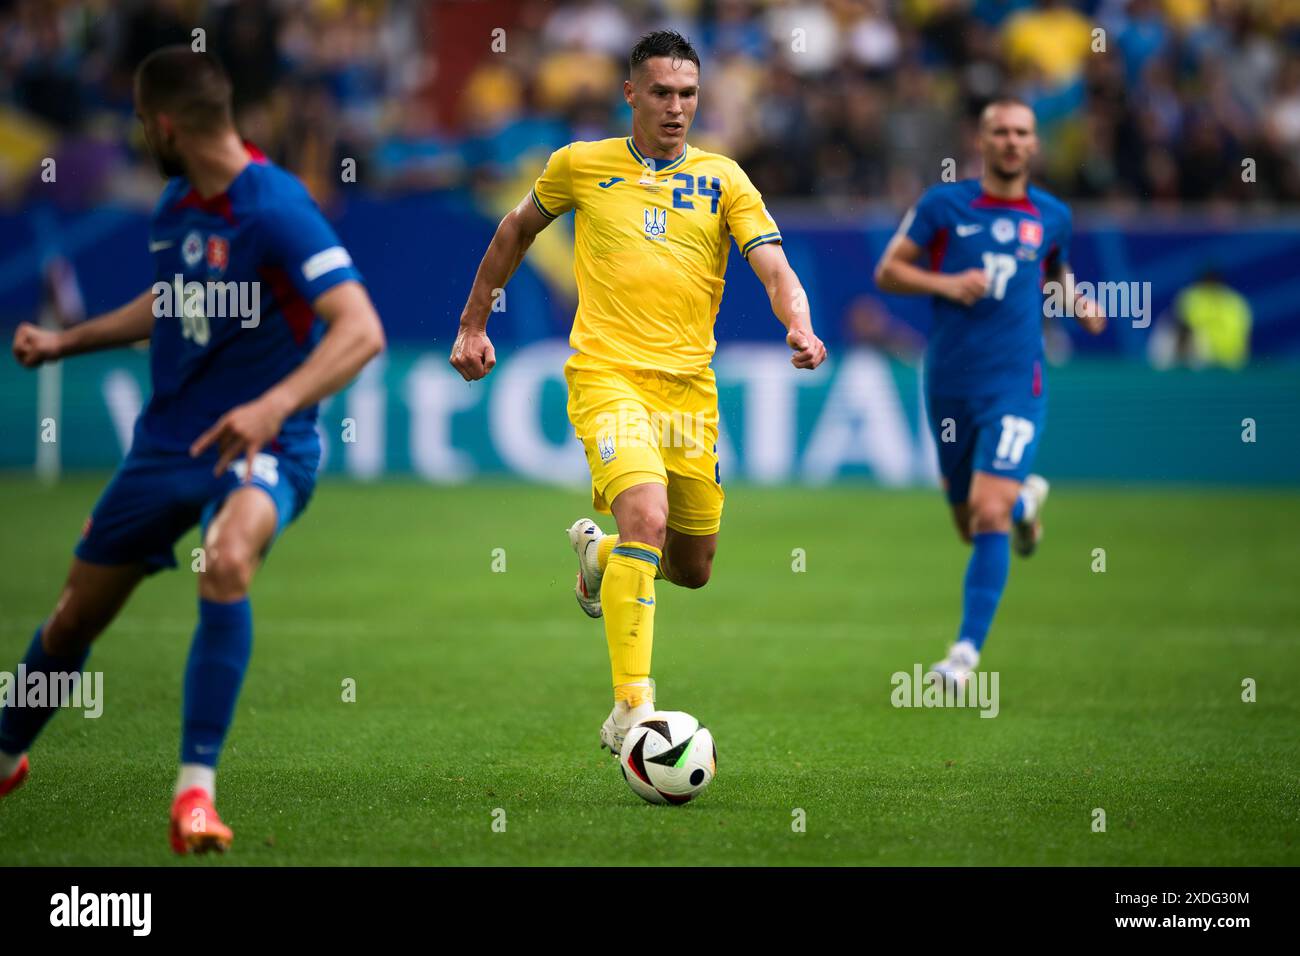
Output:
[943, 269, 989, 306]
[449, 326, 497, 381]
[1073, 294, 1107, 335]
[786, 327, 827, 370]
[12, 323, 62, 368]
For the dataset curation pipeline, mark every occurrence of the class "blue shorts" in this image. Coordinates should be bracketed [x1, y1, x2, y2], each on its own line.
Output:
[926, 391, 1046, 505]
[75, 446, 317, 573]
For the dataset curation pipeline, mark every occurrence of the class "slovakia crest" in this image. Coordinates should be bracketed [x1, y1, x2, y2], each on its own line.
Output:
[643, 207, 667, 241]
[206, 235, 230, 272]
[1018, 220, 1043, 248]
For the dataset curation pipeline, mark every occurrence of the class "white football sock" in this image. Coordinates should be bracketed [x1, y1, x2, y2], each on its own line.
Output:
[0, 750, 24, 780]
[175, 763, 216, 799]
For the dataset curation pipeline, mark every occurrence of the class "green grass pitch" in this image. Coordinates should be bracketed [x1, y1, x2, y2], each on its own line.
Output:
[0, 476, 1297, 866]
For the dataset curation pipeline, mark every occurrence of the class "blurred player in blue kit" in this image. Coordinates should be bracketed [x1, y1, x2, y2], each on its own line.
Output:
[876, 98, 1106, 689]
[1, 47, 385, 853]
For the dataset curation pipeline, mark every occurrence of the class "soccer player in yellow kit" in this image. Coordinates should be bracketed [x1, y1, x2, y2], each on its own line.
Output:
[450, 31, 826, 753]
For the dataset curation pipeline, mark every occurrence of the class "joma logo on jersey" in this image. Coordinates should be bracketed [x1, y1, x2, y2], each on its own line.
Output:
[643, 208, 667, 242]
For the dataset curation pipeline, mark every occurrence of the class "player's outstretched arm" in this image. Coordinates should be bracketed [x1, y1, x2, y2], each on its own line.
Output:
[191, 279, 385, 476]
[449, 193, 553, 381]
[746, 242, 827, 370]
[11, 289, 156, 368]
[875, 234, 987, 306]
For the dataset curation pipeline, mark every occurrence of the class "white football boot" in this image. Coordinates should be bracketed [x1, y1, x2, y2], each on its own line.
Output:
[566, 518, 605, 618]
[599, 680, 656, 756]
[928, 640, 979, 694]
[1013, 474, 1050, 557]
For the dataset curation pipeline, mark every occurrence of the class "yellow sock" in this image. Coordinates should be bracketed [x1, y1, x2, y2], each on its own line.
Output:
[602, 541, 660, 698]
[597, 534, 619, 572]
[599, 533, 663, 581]
[615, 681, 653, 708]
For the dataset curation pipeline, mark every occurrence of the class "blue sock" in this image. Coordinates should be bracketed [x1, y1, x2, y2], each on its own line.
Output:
[182, 598, 253, 767]
[958, 532, 1011, 652]
[0, 627, 90, 756]
[1011, 494, 1026, 523]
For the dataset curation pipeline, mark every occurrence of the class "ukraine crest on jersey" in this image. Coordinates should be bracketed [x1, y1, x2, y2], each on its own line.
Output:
[531, 137, 781, 376]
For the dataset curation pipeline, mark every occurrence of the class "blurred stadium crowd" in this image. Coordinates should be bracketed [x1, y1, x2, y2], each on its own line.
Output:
[2, 0, 1298, 212]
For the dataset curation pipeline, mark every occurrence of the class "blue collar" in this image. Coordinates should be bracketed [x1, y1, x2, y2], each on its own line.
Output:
[626, 137, 688, 173]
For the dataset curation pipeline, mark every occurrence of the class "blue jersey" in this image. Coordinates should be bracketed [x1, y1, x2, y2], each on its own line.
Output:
[899, 179, 1071, 398]
[137, 150, 362, 460]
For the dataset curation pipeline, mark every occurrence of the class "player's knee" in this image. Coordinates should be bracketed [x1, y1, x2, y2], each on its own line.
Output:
[674, 560, 712, 589]
[42, 604, 103, 656]
[969, 496, 1012, 533]
[618, 506, 668, 550]
[201, 543, 257, 600]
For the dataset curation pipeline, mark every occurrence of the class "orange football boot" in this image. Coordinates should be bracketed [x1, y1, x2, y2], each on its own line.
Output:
[169, 786, 233, 855]
[0, 755, 29, 797]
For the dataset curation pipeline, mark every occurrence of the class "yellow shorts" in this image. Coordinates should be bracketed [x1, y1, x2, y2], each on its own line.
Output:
[564, 358, 724, 536]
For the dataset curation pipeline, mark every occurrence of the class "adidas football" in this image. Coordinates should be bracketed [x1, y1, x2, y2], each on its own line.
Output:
[619, 711, 716, 805]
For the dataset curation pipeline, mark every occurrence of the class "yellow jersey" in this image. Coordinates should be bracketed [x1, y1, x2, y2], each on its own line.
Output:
[530, 136, 781, 376]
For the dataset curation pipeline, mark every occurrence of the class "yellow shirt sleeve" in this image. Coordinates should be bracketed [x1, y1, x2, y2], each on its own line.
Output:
[531, 144, 577, 220]
[726, 162, 781, 258]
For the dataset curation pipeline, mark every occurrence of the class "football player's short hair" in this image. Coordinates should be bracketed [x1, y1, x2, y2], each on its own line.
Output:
[134, 46, 234, 132]
[629, 30, 700, 77]
[979, 96, 1036, 129]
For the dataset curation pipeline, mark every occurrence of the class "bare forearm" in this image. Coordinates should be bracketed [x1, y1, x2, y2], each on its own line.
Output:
[263, 308, 384, 418]
[745, 242, 826, 369]
[56, 290, 156, 358]
[875, 258, 949, 297]
[765, 266, 812, 333]
[459, 214, 534, 331]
